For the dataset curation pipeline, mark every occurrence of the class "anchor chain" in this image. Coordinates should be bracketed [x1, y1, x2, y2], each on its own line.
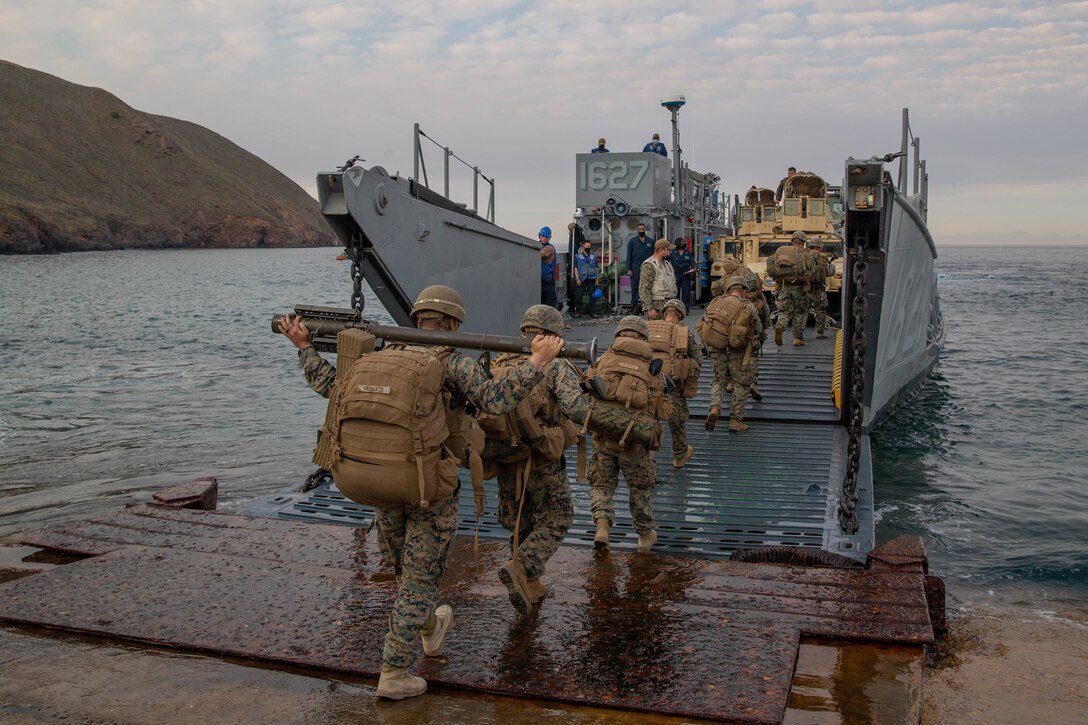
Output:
[350, 232, 365, 316]
[837, 227, 868, 534]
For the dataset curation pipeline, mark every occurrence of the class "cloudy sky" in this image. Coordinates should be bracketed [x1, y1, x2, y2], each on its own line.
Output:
[3, 0, 1085, 244]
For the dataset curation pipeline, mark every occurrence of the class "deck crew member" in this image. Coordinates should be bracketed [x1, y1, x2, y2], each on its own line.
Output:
[573, 238, 599, 317]
[671, 238, 695, 310]
[639, 238, 678, 319]
[655, 299, 703, 468]
[278, 286, 564, 701]
[591, 137, 609, 153]
[539, 226, 559, 310]
[775, 166, 797, 202]
[625, 223, 654, 312]
[768, 231, 815, 347]
[486, 305, 589, 613]
[643, 133, 668, 157]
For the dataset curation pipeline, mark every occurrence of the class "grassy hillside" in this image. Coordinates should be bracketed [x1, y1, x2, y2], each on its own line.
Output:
[0, 60, 336, 253]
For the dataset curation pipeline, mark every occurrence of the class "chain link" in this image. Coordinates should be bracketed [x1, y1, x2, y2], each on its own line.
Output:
[350, 232, 364, 316]
[837, 228, 868, 534]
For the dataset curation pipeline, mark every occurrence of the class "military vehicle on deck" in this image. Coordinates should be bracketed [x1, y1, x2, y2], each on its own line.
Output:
[709, 172, 845, 307]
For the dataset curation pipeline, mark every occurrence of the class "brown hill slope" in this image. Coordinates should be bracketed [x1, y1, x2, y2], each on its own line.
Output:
[0, 60, 336, 253]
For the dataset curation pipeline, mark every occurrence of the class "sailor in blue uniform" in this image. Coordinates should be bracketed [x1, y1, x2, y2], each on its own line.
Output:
[672, 238, 695, 309]
[591, 138, 609, 153]
[643, 133, 667, 157]
[539, 226, 559, 309]
[625, 223, 654, 312]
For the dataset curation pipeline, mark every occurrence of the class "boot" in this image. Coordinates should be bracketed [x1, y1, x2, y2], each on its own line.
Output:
[593, 518, 610, 549]
[816, 331, 827, 339]
[637, 529, 657, 553]
[749, 385, 763, 402]
[525, 578, 546, 604]
[793, 338, 805, 347]
[774, 325, 784, 346]
[704, 405, 720, 431]
[420, 604, 453, 657]
[376, 665, 427, 700]
[673, 444, 694, 469]
[728, 417, 749, 432]
[498, 559, 532, 614]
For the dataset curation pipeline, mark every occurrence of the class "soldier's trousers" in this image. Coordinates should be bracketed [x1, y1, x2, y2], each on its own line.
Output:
[496, 457, 574, 581]
[810, 290, 828, 333]
[666, 389, 689, 458]
[709, 348, 756, 420]
[588, 444, 656, 535]
[776, 285, 809, 340]
[376, 491, 459, 669]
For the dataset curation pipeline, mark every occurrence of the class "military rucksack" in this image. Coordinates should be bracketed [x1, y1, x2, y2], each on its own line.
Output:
[582, 336, 671, 450]
[697, 295, 756, 351]
[646, 319, 699, 399]
[770, 245, 813, 283]
[476, 353, 579, 471]
[812, 252, 830, 286]
[322, 345, 461, 509]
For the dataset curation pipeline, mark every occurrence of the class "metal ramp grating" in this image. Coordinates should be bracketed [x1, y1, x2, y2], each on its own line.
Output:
[258, 423, 845, 559]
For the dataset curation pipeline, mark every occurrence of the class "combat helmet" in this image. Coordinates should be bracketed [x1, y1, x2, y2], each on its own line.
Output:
[615, 315, 649, 340]
[725, 275, 747, 293]
[662, 298, 686, 320]
[410, 284, 465, 324]
[520, 304, 565, 336]
[791, 230, 807, 243]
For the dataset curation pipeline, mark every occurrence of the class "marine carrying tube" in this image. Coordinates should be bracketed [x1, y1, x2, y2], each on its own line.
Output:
[272, 313, 597, 365]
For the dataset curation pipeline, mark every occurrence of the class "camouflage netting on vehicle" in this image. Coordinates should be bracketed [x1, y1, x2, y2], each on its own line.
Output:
[784, 173, 827, 199]
[745, 187, 775, 206]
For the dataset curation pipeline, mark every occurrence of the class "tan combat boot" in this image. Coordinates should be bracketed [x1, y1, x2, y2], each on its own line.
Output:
[498, 559, 532, 614]
[704, 405, 720, 431]
[637, 529, 657, 553]
[816, 332, 828, 339]
[376, 665, 427, 700]
[774, 325, 784, 346]
[525, 578, 546, 604]
[673, 444, 694, 469]
[793, 338, 805, 347]
[420, 604, 453, 657]
[593, 518, 610, 549]
[728, 417, 749, 432]
[749, 385, 763, 402]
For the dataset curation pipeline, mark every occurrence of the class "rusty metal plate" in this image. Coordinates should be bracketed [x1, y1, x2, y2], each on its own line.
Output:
[3, 508, 932, 723]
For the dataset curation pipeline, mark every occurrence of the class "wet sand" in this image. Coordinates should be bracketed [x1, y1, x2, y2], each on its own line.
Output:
[922, 603, 1088, 725]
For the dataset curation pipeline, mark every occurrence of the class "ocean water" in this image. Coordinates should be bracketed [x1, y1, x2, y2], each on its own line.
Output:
[1, 246, 1085, 608]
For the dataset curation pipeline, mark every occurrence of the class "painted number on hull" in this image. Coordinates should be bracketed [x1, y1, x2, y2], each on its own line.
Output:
[579, 160, 650, 191]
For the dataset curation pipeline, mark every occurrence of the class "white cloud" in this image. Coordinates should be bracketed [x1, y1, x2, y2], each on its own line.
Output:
[0, 0, 1085, 239]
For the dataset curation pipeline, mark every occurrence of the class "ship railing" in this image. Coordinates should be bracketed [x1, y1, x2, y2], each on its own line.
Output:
[897, 108, 928, 223]
[413, 123, 496, 223]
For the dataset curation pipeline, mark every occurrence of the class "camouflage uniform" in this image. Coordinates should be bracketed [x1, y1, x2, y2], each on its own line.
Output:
[707, 299, 764, 421]
[588, 443, 657, 535]
[809, 252, 832, 335]
[298, 346, 542, 669]
[769, 239, 815, 343]
[666, 329, 704, 460]
[495, 358, 587, 582]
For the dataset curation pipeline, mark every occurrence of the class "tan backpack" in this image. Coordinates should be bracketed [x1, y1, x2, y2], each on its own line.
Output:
[323, 345, 460, 510]
[582, 337, 671, 450]
[647, 320, 699, 399]
[771, 245, 813, 283]
[697, 295, 755, 351]
[476, 353, 580, 471]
